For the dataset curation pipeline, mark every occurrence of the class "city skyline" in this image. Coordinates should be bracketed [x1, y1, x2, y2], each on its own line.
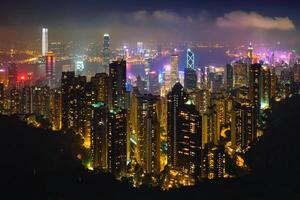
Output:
[1, 1, 300, 199]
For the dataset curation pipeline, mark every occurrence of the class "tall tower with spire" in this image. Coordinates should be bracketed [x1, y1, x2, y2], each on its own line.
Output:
[247, 42, 254, 64]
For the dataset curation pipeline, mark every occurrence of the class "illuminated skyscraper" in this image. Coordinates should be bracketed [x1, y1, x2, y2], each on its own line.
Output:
[108, 108, 127, 177]
[249, 63, 261, 117]
[184, 48, 197, 90]
[103, 33, 110, 73]
[260, 66, 271, 110]
[109, 60, 126, 109]
[46, 51, 55, 88]
[168, 82, 202, 183]
[187, 49, 195, 70]
[231, 101, 256, 151]
[61, 71, 75, 130]
[91, 102, 109, 170]
[224, 64, 233, 91]
[83, 82, 97, 148]
[170, 54, 179, 88]
[136, 94, 160, 174]
[247, 43, 253, 63]
[91, 73, 109, 103]
[42, 28, 48, 56]
[177, 100, 202, 184]
[50, 89, 62, 131]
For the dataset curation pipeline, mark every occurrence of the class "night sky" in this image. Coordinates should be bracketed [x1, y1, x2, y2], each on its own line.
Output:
[1, 0, 300, 48]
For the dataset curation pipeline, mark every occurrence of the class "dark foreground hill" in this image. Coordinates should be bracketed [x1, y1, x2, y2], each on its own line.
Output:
[1, 96, 300, 199]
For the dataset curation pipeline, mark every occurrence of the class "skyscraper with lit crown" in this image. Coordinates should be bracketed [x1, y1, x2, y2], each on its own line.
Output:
[103, 33, 110, 73]
[42, 28, 48, 56]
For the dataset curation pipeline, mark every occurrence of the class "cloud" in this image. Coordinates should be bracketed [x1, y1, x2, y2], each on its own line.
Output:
[132, 10, 190, 24]
[216, 11, 295, 31]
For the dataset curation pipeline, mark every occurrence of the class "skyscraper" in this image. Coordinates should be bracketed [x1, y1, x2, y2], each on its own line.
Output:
[247, 42, 253, 64]
[50, 89, 62, 131]
[91, 102, 109, 170]
[260, 65, 271, 110]
[136, 94, 160, 174]
[167, 83, 187, 166]
[42, 28, 48, 56]
[91, 73, 109, 103]
[177, 100, 202, 184]
[249, 64, 261, 112]
[184, 49, 197, 90]
[170, 54, 179, 88]
[46, 51, 55, 88]
[109, 60, 126, 110]
[231, 101, 256, 151]
[108, 108, 127, 177]
[103, 33, 110, 73]
[224, 64, 233, 91]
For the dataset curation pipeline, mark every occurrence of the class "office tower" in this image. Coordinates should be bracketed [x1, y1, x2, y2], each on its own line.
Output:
[149, 71, 160, 96]
[202, 145, 226, 179]
[167, 82, 202, 183]
[170, 54, 179, 88]
[184, 49, 197, 90]
[224, 64, 233, 91]
[108, 108, 127, 177]
[91, 73, 109, 103]
[42, 28, 48, 56]
[177, 100, 202, 184]
[103, 33, 110, 73]
[184, 69, 197, 90]
[109, 60, 126, 110]
[46, 51, 55, 88]
[32, 86, 50, 118]
[136, 94, 160, 174]
[249, 64, 261, 127]
[91, 102, 108, 170]
[20, 86, 33, 114]
[137, 42, 144, 55]
[8, 63, 17, 89]
[167, 82, 188, 168]
[231, 101, 256, 151]
[50, 89, 62, 131]
[247, 42, 253, 64]
[260, 65, 271, 110]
